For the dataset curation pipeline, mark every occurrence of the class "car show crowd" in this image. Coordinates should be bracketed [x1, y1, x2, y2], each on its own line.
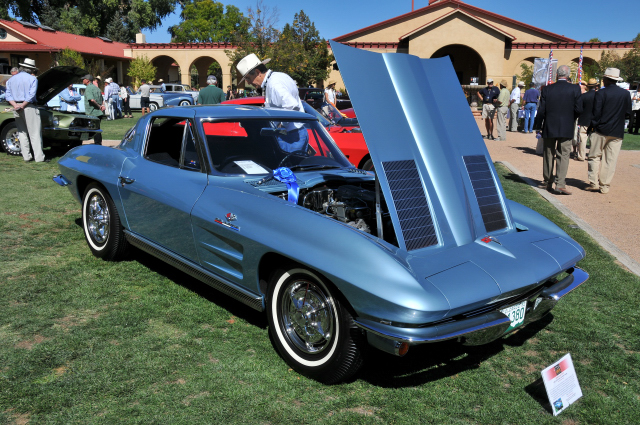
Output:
[477, 65, 635, 196]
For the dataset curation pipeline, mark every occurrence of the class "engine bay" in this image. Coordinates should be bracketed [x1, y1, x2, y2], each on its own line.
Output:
[273, 180, 397, 246]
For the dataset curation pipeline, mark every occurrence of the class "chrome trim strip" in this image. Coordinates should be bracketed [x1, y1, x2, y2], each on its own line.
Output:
[43, 127, 103, 132]
[124, 230, 264, 311]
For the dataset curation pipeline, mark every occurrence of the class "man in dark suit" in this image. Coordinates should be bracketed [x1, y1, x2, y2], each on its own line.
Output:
[587, 68, 633, 194]
[533, 65, 583, 195]
[575, 78, 599, 161]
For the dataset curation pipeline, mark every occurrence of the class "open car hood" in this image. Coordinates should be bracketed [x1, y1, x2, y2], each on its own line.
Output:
[331, 41, 516, 253]
[36, 66, 87, 105]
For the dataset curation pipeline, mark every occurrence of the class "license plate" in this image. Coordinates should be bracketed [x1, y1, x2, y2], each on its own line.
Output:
[500, 300, 526, 332]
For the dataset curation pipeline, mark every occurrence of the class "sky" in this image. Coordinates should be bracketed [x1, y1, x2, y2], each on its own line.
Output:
[142, 0, 640, 44]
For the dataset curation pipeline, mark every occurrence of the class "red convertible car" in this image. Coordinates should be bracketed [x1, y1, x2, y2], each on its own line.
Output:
[222, 97, 373, 171]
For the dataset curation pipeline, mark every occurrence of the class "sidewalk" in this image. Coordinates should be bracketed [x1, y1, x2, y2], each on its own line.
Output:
[478, 118, 640, 275]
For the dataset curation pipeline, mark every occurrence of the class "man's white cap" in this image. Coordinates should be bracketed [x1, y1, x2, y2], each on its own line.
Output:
[105, 77, 113, 83]
[237, 53, 271, 83]
[487, 78, 494, 83]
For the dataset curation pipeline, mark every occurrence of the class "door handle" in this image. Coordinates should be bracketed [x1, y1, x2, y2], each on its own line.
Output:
[118, 176, 135, 187]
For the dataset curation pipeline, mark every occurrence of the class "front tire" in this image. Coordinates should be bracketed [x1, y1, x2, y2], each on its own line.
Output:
[267, 267, 363, 384]
[82, 183, 129, 260]
[179, 100, 190, 106]
[0, 122, 23, 156]
[149, 102, 159, 112]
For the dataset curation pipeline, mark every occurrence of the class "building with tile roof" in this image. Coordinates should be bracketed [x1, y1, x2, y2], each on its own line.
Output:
[0, 19, 132, 84]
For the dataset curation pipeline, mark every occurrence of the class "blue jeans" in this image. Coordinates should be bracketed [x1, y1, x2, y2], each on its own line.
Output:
[276, 126, 309, 153]
[524, 103, 537, 132]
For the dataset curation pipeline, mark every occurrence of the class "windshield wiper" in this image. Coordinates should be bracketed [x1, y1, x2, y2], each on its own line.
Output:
[287, 164, 342, 171]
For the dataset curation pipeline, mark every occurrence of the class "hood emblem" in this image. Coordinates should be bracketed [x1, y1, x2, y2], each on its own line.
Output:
[215, 213, 239, 231]
[481, 236, 501, 245]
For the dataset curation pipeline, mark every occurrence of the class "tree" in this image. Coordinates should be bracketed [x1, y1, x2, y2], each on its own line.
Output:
[517, 63, 533, 87]
[620, 33, 640, 83]
[1, 0, 178, 43]
[587, 38, 601, 43]
[226, 0, 281, 82]
[127, 56, 157, 90]
[55, 48, 85, 69]
[168, 0, 250, 43]
[270, 11, 333, 87]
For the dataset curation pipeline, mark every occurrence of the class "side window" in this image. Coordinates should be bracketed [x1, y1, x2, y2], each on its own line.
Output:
[144, 117, 186, 168]
[180, 121, 201, 171]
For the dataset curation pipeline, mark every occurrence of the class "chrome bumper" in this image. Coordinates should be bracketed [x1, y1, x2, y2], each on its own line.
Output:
[356, 267, 589, 348]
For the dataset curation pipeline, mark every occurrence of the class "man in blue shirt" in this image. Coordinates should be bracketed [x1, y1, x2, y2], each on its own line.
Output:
[5, 58, 46, 163]
[59, 84, 82, 112]
[522, 82, 540, 133]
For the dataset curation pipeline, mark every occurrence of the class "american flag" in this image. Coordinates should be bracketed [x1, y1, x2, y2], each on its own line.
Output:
[577, 47, 583, 84]
[547, 49, 554, 84]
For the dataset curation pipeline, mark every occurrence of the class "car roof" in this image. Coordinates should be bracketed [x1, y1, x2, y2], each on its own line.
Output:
[153, 104, 316, 121]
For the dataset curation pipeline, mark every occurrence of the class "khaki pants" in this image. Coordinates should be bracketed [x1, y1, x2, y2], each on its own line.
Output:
[509, 103, 520, 131]
[588, 132, 622, 190]
[14, 106, 44, 162]
[576, 126, 588, 161]
[543, 138, 572, 188]
[496, 106, 508, 140]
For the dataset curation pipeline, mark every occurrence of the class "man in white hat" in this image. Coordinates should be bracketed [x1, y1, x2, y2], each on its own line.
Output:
[587, 68, 632, 194]
[5, 58, 47, 162]
[158, 79, 166, 93]
[509, 81, 524, 131]
[236, 53, 308, 152]
[477, 78, 500, 140]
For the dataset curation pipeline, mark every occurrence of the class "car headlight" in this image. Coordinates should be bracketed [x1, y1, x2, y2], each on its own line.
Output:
[87, 120, 96, 129]
[53, 116, 60, 127]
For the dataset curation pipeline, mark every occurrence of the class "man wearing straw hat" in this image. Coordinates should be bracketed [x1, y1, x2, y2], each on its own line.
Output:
[236, 53, 308, 153]
[5, 58, 47, 162]
[587, 67, 632, 194]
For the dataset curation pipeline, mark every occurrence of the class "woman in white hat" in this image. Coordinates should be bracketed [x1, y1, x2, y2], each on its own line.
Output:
[236, 53, 308, 153]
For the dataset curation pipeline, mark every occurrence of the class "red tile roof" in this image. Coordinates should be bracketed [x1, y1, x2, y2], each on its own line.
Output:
[0, 19, 131, 60]
[334, 0, 577, 43]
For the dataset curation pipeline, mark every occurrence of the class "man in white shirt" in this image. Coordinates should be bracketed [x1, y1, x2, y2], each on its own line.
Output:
[324, 81, 337, 117]
[509, 81, 524, 131]
[236, 53, 308, 153]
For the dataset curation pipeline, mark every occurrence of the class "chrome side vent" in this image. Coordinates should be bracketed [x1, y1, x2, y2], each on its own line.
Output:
[382, 160, 437, 251]
[463, 155, 507, 233]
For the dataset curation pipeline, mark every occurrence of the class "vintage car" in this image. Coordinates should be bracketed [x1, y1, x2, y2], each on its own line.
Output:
[1, 67, 101, 156]
[162, 83, 199, 102]
[127, 87, 194, 111]
[299, 87, 352, 110]
[47, 83, 87, 113]
[52, 43, 588, 384]
[223, 96, 372, 170]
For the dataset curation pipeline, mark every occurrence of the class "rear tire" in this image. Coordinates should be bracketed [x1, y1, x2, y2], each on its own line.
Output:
[1, 122, 23, 156]
[267, 266, 363, 384]
[361, 158, 374, 172]
[149, 102, 159, 112]
[179, 100, 190, 106]
[82, 183, 129, 260]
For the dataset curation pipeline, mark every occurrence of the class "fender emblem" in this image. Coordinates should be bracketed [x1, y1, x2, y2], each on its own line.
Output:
[215, 213, 239, 231]
[481, 236, 501, 245]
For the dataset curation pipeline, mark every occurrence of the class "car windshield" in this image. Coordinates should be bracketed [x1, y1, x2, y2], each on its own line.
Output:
[202, 118, 353, 175]
[301, 101, 332, 127]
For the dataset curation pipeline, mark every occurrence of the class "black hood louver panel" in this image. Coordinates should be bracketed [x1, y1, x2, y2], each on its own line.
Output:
[463, 155, 507, 233]
[382, 160, 437, 251]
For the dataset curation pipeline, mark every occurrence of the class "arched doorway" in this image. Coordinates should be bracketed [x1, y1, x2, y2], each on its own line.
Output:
[190, 56, 223, 89]
[431, 44, 486, 85]
[151, 55, 181, 84]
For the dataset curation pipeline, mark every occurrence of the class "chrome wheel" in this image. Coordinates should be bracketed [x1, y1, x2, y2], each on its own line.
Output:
[87, 192, 110, 245]
[1, 123, 22, 156]
[280, 279, 336, 355]
[179, 100, 190, 106]
[267, 267, 363, 383]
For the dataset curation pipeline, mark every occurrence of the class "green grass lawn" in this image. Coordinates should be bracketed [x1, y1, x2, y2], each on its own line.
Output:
[622, 132, 640, 150]
[1, 154, 639, 424]
[99, 112, 143, 140]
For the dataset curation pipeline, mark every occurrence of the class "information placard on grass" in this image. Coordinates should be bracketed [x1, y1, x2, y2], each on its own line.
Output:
[541, 353, 583, 416]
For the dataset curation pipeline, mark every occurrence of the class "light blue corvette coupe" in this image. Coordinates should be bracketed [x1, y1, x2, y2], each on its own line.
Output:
[53, 42, 588, 384]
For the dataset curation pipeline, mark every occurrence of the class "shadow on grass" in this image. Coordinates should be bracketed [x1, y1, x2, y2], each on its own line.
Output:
[131, 247, 268, 330]
[358, 314, 554, 388]
[524, 377, 553, 414]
